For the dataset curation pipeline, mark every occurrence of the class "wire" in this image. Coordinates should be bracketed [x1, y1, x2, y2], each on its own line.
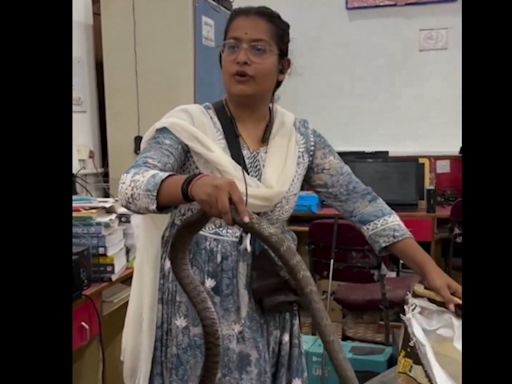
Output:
[76, 181, 94, 197]
[72, 174, 78, 195]
[76, 166, 86, 176]
[241, 166, 248, 207]
[262, 98, 275, 145]
[74, 174, 89, 184]
[91, 152, 100, 175]
[223, 97, 273, 146]
[75, 181, 93, 196]
[82, 294, 106, 384]
[90, 152, 112, 198]
[321, 216, 339, 384]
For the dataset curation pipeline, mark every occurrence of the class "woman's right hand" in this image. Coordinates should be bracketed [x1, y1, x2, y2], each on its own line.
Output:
[189, 175, 250, 226]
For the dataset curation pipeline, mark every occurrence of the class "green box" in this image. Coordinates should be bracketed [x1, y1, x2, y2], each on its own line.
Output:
[302, 335, 392, 384]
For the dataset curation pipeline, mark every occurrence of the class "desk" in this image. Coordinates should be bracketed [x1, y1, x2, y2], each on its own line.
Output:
[73, 268, 133, 384]
[76, 268, 133, 304]
[288, 206, 451, 264]
[73, 268, 133, 350]
[290, 206, 450, 221]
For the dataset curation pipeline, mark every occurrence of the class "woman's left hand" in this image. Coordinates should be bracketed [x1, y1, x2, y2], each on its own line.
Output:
[387, 238, 462, 311]
[422, 266, 462, 312]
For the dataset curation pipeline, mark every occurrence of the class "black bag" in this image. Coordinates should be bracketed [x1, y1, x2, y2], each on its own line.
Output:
[212, 100, 301, 313]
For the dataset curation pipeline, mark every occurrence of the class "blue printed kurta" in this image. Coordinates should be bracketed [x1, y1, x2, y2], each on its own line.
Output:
[118, 103, 411, 383]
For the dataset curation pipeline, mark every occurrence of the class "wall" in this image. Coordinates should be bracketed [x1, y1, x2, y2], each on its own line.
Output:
[73, 0, 102, 172]
[234, 0, 462, 154]
[101, 0, 194, 194]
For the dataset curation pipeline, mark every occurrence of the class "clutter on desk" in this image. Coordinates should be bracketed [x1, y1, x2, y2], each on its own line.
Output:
[294, 191, 321, 213]
[302, 334, 393, 383]
[397, 294, 461, 384]
[73, 196, 135, 283]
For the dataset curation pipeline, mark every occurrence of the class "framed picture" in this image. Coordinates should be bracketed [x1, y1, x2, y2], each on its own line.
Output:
[346, 0, 457, 10]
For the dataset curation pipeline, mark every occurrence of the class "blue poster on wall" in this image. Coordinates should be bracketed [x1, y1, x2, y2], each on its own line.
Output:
[194, 0, 230, 104]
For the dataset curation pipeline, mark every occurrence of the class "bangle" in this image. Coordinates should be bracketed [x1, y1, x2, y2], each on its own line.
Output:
[188, 174, 208, 201]
[181, 173, 203, 202]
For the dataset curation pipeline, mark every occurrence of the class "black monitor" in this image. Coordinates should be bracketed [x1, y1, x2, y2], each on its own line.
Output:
[337, 151, 389, 162]
[343, 158, 421, 209]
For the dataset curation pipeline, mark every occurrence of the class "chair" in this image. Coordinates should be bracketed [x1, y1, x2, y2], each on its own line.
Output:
[308, 219, 420, 345]
[444, 199, 462, 277]
[308, 219, 389, 283]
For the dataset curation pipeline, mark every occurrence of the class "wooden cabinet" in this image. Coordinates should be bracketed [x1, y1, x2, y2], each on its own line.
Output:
[101, 0, 229, 193]
[401, 218, 434, 242]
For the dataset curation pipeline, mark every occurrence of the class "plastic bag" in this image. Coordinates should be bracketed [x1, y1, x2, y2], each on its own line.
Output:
[397, 294, 462, 384]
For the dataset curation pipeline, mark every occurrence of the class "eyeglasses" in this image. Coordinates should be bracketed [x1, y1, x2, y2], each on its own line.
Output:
[220, 40, 278, 62]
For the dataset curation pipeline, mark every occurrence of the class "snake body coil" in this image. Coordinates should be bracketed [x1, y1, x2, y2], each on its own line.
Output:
[170, 208, 358, 384]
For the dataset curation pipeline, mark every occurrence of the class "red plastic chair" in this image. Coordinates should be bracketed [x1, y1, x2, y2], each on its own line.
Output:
[308, 219, 420, 344]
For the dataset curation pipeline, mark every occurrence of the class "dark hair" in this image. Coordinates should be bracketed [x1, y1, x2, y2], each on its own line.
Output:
[223, 6, 290, 93]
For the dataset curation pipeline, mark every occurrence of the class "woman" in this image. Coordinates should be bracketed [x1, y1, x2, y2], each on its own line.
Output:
[119, 6, 462, 384]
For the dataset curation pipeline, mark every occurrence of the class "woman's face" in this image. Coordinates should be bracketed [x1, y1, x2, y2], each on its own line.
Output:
[221, 16, 286, 101]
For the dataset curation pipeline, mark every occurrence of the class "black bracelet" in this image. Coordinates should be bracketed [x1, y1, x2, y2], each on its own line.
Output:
[181, 173, 202, 202]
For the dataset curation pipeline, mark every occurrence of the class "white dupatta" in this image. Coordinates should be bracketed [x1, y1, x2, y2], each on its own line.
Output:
[121, 103, 298, 383]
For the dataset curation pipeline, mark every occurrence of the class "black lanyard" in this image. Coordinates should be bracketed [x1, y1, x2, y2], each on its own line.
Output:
[212, 100, 249, 173]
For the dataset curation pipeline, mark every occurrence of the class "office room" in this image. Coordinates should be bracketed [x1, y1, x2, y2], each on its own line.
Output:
[72, 0, 462, 383]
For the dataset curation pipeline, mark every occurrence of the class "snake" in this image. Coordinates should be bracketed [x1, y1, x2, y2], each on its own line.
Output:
[170, 207, 359, 384]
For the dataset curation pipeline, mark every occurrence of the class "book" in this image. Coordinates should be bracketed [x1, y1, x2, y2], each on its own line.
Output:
[72, 227, 124, 248]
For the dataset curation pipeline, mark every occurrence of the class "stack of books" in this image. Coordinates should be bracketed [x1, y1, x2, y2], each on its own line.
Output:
[72, 197, 128, 282]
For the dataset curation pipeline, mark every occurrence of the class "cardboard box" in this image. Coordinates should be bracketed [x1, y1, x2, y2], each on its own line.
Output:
[302, 335, 392, 384]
